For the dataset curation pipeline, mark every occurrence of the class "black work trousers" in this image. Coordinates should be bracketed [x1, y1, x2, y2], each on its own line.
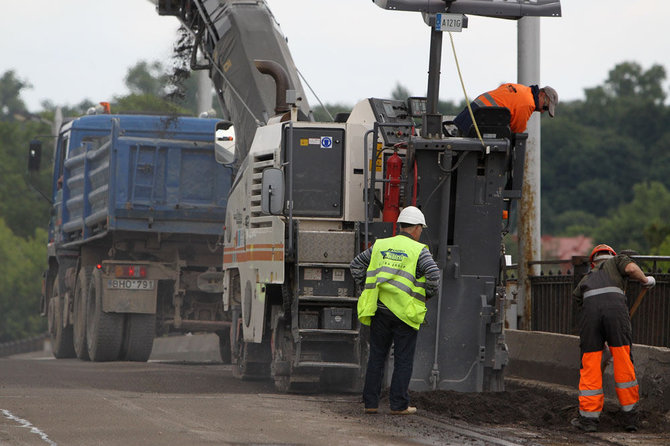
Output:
[363, 308, 418, 411]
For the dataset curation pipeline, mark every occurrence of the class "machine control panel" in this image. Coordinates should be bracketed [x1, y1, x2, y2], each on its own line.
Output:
[368, 98, 417, 146]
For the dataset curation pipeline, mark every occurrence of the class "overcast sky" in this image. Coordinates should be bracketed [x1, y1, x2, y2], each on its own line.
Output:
[2, 1, 669, 111]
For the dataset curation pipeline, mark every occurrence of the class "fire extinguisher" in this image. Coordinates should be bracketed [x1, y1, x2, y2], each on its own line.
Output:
[383, 150, 402, 224]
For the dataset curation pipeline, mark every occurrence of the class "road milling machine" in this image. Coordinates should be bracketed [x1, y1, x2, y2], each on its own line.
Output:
[157, 0, 561, 392]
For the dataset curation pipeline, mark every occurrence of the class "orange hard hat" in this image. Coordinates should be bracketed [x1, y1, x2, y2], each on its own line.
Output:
[589, 244, 616, 263]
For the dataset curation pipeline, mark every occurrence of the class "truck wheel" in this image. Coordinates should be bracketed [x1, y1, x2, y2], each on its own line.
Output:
[232, 320, 270, 379]
[217, 329, 232, 364]
[120, 314, 156, 362]
[86, 268, 123, 361]
[73, 267, 91, 360]
[232, 317, 248, 379]
[49, 280, 76, 359]
[271, 320, 292, 392]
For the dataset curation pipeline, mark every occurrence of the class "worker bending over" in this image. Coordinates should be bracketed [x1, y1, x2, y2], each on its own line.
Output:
[571, 244, 655, 433]
[453, 83, 558, 135]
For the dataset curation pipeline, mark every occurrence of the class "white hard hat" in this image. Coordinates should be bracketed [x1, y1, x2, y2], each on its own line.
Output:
[397, 206, 427, 228]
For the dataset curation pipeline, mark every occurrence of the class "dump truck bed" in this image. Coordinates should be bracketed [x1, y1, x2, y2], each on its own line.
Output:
[56, 115, 230, 246]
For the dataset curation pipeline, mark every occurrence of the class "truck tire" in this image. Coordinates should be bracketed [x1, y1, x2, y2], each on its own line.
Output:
[73, 267, 91, 360]
[49, 280, 76, 359]
[271, 319, 292, 392]
[86, 268, 123, 361]
[217, 330, 232, 364]
[231, 316, 247, 379]
[120, 314, 156, 362]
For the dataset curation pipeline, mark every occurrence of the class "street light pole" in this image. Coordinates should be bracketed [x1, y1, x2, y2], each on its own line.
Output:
[517, 17, 542, 330]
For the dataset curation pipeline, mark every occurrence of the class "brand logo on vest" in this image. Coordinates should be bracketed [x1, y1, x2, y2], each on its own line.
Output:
[380, 249, 408, 262]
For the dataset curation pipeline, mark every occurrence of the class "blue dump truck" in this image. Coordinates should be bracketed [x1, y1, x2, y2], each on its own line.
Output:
[29, 114, 235, 362]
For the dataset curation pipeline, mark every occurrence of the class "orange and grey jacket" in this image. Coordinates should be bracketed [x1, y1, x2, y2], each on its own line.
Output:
[454, 83, 540, 134]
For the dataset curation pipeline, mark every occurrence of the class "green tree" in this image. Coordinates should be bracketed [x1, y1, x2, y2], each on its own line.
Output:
[606, 62, 666, 104]
[0, 70, 30, 121]
[391, 83, 412, 101]
[0, 119, 53, 238]
[114, 93, 191, 115]
[312, 103, 351, 122]
[592, 182, 670, 253]
[551, 210, 599, 237]
[125, 61, 168, 97]
[121, 60, 203, 115]
[541, 61, 669, 236]
[0, 220, 47, 342]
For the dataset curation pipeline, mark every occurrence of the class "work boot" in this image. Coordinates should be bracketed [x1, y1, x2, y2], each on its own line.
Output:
[390, 406, 417, 415]
[571, 416, 598, 432]
[621, 410, 639, 432]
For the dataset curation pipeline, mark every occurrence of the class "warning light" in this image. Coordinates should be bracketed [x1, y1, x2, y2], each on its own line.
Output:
[114, 265, 147, 278]
[502, 210, 509, 220]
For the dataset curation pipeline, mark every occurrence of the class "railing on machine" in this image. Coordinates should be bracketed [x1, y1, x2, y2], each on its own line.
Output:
[508, 256, 670, 348]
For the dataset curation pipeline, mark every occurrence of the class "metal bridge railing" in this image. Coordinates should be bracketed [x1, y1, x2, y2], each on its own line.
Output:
[520, 256, 670, 348]
[0, 334, 48, 358]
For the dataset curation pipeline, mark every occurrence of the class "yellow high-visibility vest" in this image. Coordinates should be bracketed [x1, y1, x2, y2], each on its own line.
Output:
[357, 235, 427, 330]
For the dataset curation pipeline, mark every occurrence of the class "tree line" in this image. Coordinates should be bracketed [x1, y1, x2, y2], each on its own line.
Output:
[541, 62, 670, 254]
[0, 60, 667, 341]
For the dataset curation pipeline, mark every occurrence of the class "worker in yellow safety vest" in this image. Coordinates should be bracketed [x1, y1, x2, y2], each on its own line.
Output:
[350, 206, 440, 415]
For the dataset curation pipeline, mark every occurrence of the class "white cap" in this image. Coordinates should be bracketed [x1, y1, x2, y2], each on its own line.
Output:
[397, 206, 427, 228]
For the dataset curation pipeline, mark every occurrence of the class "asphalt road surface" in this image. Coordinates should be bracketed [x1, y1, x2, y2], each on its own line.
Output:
[1, 348, 508, 446]
[1, 338, 668, 446]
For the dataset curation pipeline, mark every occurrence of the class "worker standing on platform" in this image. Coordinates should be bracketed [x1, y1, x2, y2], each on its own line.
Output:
[453, 83, 558, 135]
[350, 206, 440, 415]
[571, 244, 655, 433]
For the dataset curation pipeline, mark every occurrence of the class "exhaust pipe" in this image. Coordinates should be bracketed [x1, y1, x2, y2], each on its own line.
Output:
[255, 60, 290, 115]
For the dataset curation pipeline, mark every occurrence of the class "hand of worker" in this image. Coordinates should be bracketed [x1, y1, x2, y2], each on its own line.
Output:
[643, 276, 656, 288]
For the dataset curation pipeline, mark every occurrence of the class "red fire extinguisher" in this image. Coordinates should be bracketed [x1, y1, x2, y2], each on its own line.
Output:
[383, 150, 402, 224]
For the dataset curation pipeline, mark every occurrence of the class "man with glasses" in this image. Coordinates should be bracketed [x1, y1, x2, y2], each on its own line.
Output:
[453, 83, 558, 136]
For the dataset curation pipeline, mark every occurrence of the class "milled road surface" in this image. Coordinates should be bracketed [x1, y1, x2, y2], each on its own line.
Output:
[1, 349, 505, 446]
[1, 339, 668, 446]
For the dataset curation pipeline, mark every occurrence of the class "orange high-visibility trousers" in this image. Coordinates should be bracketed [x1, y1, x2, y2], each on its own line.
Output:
[579, 351, 604, 418]
[578, 346, 639, 417]
[610, 345, 639, 411]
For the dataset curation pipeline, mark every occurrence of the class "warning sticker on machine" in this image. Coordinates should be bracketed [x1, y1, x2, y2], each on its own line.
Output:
[300, 138, 309, 146]
[320, 136, 333, 148]
[332, 269, 345, 281]
[308, 138, 320, 145]
[304, 268, 322, 281]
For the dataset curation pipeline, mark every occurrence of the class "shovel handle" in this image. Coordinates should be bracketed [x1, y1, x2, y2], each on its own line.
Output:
[629, 287, 649, 318]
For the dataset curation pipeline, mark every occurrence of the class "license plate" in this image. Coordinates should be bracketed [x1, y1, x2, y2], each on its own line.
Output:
[107, 279, 155, 290]
[435, 13, 464, 32]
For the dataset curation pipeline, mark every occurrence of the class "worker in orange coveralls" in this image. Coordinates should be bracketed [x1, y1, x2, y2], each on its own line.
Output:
[453, 83, 558, 135]
[571, 244, 655, 433]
